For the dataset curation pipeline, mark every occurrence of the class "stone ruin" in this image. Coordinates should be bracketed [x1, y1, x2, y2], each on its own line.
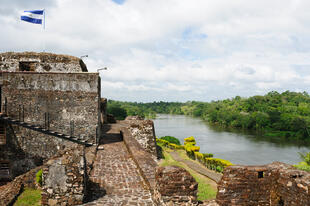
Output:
[217, 162, 310, 206]
[154, 166, 198, 205]
[0, 52, 102, 205]
[0, 52, 102, 182]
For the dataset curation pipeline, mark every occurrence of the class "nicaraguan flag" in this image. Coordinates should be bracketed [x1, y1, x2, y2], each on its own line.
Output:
[21, 10, 44, 24]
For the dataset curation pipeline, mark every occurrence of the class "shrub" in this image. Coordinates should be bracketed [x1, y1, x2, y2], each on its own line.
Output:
[216, 166, 224, 173]
[156, 138, 184, 150]
[203, 153, 214, 158]
[194, 152, 204, 163]
[191, 146, 200, 152]
[168, 143, 184, 150]
[160, 136, 181, 145]
[36, 169, 42, 187]
[156, 138, 169, 146]
[185, 144, 200, 160]
[205, 158, 233, 173]
[184, 136, 196, 145]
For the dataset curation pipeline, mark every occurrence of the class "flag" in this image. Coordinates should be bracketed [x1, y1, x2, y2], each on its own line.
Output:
[21, 10, 44, 24]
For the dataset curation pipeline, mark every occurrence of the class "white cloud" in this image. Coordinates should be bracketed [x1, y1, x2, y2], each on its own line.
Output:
[1, 0, 310, 102]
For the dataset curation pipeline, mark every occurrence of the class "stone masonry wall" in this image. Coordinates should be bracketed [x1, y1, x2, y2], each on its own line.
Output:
[154, 166, 198, 206]
[42, 145, 86, 206]
[1, 72, 100, 156]
[216, 162, 310, 206]
[0, 52, 87, 72]
[0, 72, 100, 179]
[0, 121, 44, 178]
[125, 119, 157, 157]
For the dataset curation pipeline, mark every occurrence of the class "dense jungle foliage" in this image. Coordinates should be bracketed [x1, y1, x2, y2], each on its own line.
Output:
[107, 91, 310, 140]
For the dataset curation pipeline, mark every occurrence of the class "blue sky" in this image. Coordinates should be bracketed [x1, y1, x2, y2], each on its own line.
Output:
[1, 0, 310, 102]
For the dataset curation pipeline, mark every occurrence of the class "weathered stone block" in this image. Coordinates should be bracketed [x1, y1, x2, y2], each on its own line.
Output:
[155, 166, 198, 205]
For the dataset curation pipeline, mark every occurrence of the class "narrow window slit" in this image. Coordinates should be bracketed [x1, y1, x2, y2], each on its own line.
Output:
[258, 171, 264, 178]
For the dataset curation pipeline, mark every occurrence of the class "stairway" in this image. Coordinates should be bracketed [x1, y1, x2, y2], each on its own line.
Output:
[0, 124, 5, 145]
[0, 161, 11, 185]
[0, 115, 93, 146]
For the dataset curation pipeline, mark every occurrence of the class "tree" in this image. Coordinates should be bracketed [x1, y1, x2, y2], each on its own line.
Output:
[107, 105, 127, 120]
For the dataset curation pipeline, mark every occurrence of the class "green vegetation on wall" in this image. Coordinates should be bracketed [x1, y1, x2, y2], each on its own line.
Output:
[294, 152, 310, 172]
[36, 169, 42, 187]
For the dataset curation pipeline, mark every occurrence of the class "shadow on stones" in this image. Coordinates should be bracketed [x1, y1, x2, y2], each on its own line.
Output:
[156, 144, 164, 160]
[84, 181, 107, 203]
[100, 124, 123, 145]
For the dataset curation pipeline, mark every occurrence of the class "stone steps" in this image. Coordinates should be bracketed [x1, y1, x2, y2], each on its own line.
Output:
[0, 115, 93, 146]
[0, 161, 11, 185]
[0, 124, 6, 145]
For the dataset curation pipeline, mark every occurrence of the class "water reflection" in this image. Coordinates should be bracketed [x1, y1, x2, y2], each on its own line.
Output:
[153, 114, 310, 165]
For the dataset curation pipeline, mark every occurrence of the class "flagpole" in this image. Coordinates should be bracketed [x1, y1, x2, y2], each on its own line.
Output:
[43, 9, 45, 30]
[43, 9, 46, 52]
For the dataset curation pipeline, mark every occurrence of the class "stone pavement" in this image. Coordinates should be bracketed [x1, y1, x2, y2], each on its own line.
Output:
[170, 151, 222, 183]
[81, 124, 155, 206]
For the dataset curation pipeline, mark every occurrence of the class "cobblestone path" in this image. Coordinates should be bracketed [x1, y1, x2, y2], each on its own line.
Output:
[82, 124, 155, 206]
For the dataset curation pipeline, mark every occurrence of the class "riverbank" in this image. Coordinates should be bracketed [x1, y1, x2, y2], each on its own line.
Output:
[154, 114, 309, 165]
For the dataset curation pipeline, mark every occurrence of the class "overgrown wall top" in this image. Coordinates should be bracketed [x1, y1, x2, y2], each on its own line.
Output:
[0, 52, 87, 72]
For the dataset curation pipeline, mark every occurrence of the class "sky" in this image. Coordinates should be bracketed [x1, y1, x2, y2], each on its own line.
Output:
[1, 0, 310, 102]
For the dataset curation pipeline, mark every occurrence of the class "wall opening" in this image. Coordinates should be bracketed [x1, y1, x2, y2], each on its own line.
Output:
[258, 171, 264, 178]
[278, 197, 284, 206]
[19, 61, 36, 71]
[0, 160, 11, 185]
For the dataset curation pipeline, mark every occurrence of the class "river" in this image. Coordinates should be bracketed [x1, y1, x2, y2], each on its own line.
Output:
[153, 114, 310, 165]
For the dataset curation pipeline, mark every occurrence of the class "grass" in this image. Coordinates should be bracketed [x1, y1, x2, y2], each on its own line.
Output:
[294, 162, 310, 172]
[158, 144, 217, 201]
[14, 187, 41, 206]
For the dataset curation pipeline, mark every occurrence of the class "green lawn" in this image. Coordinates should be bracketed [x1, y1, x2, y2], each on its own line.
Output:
[14, 187, 41, 206]
[158, 145, 217, 200]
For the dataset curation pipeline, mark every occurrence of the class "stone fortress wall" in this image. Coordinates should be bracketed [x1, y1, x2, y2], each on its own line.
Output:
[0, 52, 101, 180]
[217, 162, 310, 206]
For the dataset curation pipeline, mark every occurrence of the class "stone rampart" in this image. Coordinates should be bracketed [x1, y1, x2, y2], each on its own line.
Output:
[121, 126, 157, 190]
[216, 162, 310, 206]
[0, 52, 87, 72]
[125, 118, 157, 157]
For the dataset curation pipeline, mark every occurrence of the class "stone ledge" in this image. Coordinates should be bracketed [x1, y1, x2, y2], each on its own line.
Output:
[121, 127, 157, 191]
